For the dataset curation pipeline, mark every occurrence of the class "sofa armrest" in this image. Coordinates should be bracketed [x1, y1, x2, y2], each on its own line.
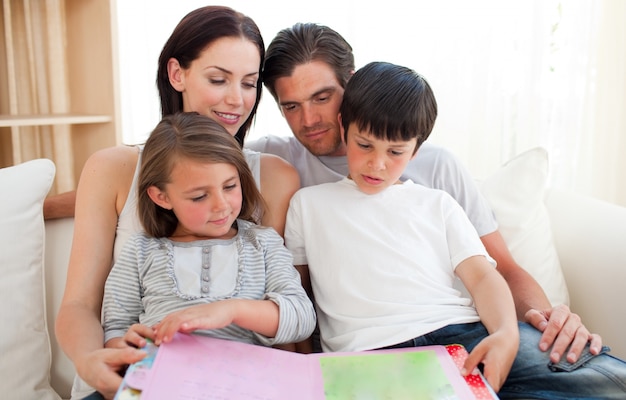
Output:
[45, 217, 75, 399]
[545, 189, 626, 359]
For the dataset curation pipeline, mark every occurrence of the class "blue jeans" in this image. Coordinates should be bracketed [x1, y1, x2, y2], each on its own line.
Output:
[381, 322, 626, 399]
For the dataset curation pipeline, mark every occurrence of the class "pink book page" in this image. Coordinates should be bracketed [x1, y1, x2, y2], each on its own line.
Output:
[139, 333, 320, 400]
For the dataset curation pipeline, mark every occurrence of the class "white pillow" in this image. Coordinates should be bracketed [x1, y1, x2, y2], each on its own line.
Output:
[0, 159, 60, 399]
[480, 147, 569, 307]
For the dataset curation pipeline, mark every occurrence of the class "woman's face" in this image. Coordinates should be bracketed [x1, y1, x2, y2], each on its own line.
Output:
[171, 36, 260, 137]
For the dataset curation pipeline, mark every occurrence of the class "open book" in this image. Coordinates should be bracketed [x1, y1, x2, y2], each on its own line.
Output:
[114, 333, 497, 400]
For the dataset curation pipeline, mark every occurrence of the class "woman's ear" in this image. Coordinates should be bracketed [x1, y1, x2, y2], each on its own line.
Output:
[167, 57, 185, 92]
[147, 186, 172, 210]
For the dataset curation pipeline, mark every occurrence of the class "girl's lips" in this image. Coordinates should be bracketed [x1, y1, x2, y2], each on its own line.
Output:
[210, 216, 230, 226]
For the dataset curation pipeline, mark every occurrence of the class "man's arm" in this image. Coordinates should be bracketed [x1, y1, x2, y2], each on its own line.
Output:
[481, 230, 603, 362]
[44, 190, 77, 220]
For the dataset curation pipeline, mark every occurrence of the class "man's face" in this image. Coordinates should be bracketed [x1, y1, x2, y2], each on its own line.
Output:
[273, 61, 346, 157]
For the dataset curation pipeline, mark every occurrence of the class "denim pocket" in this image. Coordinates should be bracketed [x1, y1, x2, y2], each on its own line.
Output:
[548, 345, 611, 372]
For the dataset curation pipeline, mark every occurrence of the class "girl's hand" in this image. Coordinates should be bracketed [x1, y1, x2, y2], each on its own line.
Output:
[154, 301, 236, 345]
[461, 330, 518, 393]
[123, 323, 156, 349]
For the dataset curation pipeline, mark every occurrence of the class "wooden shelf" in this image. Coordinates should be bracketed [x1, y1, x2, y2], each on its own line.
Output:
[0, 114, 112, 128]
[0, 0, 120, 195]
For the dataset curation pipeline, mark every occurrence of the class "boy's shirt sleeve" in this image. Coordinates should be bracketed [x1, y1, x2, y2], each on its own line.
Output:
[284, 191, 308, 266]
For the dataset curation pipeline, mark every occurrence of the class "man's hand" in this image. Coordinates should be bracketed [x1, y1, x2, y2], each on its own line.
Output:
[75, 347, 147, 399]
[525, 304, 602, 363]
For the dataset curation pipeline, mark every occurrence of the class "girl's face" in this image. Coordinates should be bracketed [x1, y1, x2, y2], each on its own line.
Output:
[169, 36, 260, 137]
[159, 158, 243, 240]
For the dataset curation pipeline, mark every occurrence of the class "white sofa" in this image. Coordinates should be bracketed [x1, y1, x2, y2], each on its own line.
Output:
[3, 148, 626, 399]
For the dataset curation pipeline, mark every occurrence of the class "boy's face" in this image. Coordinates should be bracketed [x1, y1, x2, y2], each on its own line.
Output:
[343, 122, 417, 195]
[273, 61, 346, 157]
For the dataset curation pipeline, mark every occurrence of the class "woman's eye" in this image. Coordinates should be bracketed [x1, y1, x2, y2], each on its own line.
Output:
[209, 79, 226, 85]
[243, 81, 257, 89]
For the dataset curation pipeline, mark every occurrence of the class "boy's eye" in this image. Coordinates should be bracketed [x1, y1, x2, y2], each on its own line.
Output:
[357, 142, 370, 149]
[390, 150, 404, 156]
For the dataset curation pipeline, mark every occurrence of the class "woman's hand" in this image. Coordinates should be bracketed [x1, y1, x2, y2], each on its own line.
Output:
[75, 347, 147, 399]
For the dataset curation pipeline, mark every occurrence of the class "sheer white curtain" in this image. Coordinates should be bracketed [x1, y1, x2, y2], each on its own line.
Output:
[116, 0, 626, 206]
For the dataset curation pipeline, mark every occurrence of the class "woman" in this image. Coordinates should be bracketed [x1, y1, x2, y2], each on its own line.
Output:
[55, 6, 300, 399]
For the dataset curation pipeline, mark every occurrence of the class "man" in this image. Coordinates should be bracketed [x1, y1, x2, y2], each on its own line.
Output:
[245, 22, 600, 365]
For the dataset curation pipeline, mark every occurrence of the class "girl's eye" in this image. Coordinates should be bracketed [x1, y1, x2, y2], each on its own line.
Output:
[191, 194, 207, 202]
[224, 184, 238, 191]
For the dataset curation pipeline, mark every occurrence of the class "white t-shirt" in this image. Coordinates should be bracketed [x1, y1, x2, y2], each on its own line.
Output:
[285, 178, 493, 352]
[246, 137, 497, 237]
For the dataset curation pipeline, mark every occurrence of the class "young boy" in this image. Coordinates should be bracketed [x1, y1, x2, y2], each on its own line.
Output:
[284, 61, 519, 393]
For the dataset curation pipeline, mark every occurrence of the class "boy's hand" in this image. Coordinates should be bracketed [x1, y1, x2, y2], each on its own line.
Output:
[461, 331, 518, 393]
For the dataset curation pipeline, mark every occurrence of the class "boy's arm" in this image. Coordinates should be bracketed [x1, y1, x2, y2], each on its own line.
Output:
[456, 255, 519, 392]
[43, 190, 76, 219]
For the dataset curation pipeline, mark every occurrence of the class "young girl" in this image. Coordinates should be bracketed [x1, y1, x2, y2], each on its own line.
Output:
[102, 112, 315, 352]
[55, 7, 300, 398]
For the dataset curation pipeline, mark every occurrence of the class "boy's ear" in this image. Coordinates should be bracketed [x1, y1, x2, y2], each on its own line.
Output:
[338, 113, 347, 144]
[167, 57, 185, 92]
[147, 186, 173, 210]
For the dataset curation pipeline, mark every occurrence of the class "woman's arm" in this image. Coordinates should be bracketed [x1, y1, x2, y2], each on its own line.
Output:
[55, 145, 144, 398]
[258, 154, 300, 237]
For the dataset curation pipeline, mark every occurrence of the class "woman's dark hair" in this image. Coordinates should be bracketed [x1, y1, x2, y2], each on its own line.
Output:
[156, 6, 264, 145]
[138, 112, 265, 238]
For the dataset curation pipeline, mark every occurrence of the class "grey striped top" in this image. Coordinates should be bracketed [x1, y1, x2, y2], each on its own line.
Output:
[103, 219, 315, 346]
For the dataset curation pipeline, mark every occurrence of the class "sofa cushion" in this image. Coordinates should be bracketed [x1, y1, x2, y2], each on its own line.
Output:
[0, 159, 60, 399]
[480, 147, 569, 307]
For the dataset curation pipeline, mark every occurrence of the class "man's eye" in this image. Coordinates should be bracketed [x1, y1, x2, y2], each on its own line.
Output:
[282, 104, 297, 112]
